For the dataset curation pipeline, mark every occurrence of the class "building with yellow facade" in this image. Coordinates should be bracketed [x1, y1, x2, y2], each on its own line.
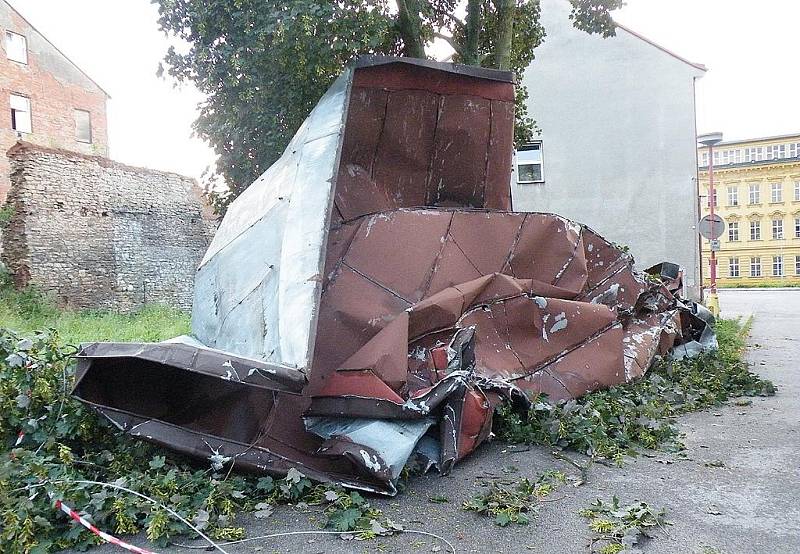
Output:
[698, 133, 800, 287]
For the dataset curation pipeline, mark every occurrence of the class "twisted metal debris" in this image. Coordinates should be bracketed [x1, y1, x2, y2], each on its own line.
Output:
[73, 57, 714, 495]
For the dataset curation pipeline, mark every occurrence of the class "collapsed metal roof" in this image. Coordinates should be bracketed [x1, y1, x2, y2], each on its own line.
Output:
[73, 57, 714, 495]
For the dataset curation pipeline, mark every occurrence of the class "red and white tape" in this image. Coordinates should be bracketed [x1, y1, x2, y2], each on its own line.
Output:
[54, 498, 158, 554]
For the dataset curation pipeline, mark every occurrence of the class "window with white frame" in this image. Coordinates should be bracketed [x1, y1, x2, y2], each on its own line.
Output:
[750, 257, 762, 277]
[10, 94, 31, 133]
[772, 218, 784, 240]
[728, 221, 739, 241]
[727, 185, 738, 206]
[796, 255, 800, 276]
[771, 183, 783, 203]
[74, 109, 91, 143]
[756, 147, 764, 161]
[795, 181, 800, 201]
[701, 151, 708, 166]
[728, 257, 739, 277]
[750, 220, 761, 240]
[773, 256, 783, 276]
[749, 184, 760, 204]
[5, 31, 27, 64]
[791, 143, 799, 158]
[516, 143, 544, 184]
[795, 217, 800, 238]
[713, 150, 720, 165]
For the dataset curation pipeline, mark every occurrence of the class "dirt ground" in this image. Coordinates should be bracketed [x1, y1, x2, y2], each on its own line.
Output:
[68, 289, 800, 554]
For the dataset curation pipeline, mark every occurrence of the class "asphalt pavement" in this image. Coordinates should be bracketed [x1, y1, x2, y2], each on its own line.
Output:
[66, 289, 800, 554]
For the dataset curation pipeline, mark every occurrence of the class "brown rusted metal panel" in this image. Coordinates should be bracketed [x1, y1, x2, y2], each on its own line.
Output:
[72, 57, 715, 496]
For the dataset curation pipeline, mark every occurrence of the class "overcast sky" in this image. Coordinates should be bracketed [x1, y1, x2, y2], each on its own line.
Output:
[8, 0, 800, 181]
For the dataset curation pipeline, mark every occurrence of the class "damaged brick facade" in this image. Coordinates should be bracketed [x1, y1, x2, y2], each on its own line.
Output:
[0, 1, 109, 201]
[1, 142, 214, 312]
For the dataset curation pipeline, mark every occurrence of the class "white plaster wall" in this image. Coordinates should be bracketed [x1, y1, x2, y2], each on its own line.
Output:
[513, 0, 703, 299]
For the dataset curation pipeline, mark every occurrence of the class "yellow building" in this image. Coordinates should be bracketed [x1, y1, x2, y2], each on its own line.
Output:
[698, 133, 800, 287]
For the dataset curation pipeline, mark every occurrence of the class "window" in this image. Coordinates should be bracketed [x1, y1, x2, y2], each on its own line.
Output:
[727, 186, 738, 206]
[795, 181, 800, 201]
[773, 256, 783, 276]
[795, 217, 800, 238]
[74, 109, 91, 143]
[796, 256, 800, 276]
[771, 183, 783, 203]
[516, 143, 544, 184]
[750, 257, 761, 277]
[728, 257, 739, 278]
[791, 143, 798, 158]
[701, 151, 708, 166]
[750, 220, 761, 240]
[5, 31, 27, 64]
[772, 218, 783, 240]
[707, 188, 718, 208]
[10, 94, 31, 133]
[728, 221, 739, 241]
[749, 184, 760, 204]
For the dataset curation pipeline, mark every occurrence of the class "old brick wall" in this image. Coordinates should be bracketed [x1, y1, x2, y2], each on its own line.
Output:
[2, 143, 214, 312]
[0, 3, 109, 202]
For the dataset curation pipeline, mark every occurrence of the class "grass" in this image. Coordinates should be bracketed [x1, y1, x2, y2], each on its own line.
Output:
[0, 272, 190, 344]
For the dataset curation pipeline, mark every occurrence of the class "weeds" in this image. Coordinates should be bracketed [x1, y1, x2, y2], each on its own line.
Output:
[494, 318, 774, 462]
[0, 271, 189, 344]
[462, 470, 566, 526]
[579, 496, 670, 553]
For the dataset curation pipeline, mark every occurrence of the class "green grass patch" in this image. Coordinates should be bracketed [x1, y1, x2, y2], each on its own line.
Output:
[494, 317, 776, 462]
[0, 272, 189, 344]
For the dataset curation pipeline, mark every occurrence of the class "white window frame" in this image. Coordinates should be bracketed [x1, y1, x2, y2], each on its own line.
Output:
[728, 221, 739, 242]
[750, 220, 761, 241]
[771, 183, 782, 203]
[516, 142, 544, 185]
[773, 256, 783, 277]
[749, 184, 760, 204]
[795, 217, 800, 239]
[10, 93, 31, 134]
[727, 185, 738, 206]
[5, 30, 27, 64]
[750, 257, 762, 277]
[795, 181, 800, 202]
[728, 257, 739, 278]
[772, 218, 784, 240]
[796, 255, 800, 276]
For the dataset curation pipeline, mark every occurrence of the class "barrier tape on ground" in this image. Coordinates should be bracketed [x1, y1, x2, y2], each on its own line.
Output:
[54, 498, 158, 554]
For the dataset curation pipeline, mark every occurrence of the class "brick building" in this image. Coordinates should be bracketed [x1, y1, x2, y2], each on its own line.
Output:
[0, 0, 108, 201]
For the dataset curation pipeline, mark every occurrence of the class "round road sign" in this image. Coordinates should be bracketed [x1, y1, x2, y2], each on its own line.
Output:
[698, 214, 725, 240]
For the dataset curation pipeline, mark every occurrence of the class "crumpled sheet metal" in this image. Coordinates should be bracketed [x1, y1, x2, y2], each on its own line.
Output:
[72, 57, 714, 495]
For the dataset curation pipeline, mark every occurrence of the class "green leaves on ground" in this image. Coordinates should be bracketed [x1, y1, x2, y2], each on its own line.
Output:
[494, 318, 775, 462]
[580, 496, 670, 553]
[462, 470, 566, 526]
[0, 327, 391, 552]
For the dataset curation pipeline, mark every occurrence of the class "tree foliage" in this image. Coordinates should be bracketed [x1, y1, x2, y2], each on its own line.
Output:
[153, 0, 623, 211]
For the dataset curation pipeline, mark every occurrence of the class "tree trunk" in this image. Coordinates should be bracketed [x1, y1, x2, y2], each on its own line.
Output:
[462, 0, 481, 65]
[396, 0, 426, 58]
[493, 0, 515, 70]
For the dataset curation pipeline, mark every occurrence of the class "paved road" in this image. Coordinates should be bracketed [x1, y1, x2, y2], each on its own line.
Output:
[72, 289, 800, 554]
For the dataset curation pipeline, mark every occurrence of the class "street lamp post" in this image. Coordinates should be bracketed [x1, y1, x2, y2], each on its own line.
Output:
[698, 132, 723, 316]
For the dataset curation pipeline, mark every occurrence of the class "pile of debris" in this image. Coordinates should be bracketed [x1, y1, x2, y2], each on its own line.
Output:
[73, 57, 714, 495]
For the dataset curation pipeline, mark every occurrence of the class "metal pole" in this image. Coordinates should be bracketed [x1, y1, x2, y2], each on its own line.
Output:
[708, 143, 717, 294]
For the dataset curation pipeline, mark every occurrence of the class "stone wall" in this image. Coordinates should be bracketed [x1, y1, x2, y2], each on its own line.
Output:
[2, 142, 215, 312]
